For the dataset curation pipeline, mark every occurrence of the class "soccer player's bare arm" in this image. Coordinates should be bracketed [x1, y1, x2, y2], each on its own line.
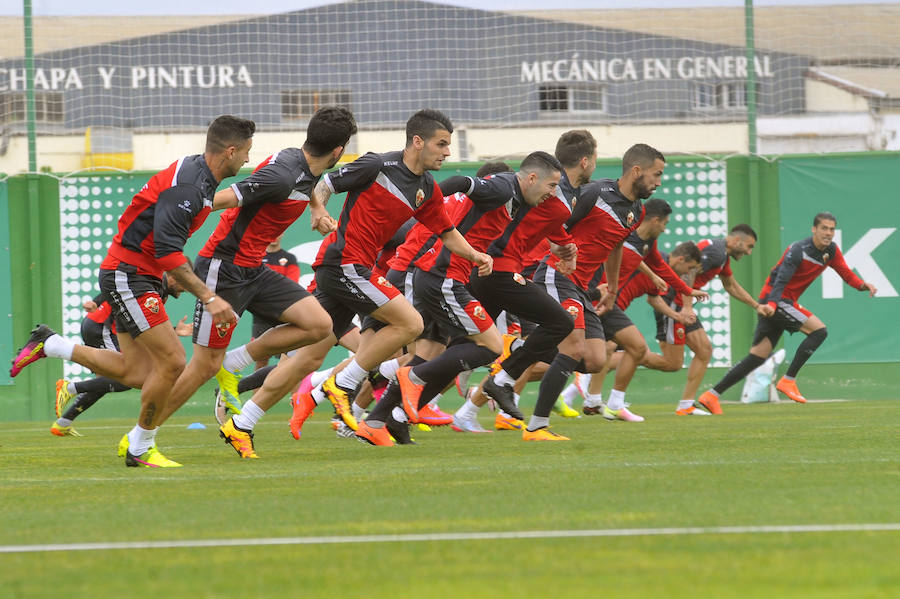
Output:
[720, 273, 770, 315]
[637, 261, 668, 292]
[309, 178, 336, 234]
[212, 187, 239, 210]
[166, 262, 233, 324]
[439, 228, 493, 275]
[647, 294, 692, 324]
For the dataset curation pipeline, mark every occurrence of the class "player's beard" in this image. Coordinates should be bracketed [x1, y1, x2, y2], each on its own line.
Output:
[634, 175, 655, 200]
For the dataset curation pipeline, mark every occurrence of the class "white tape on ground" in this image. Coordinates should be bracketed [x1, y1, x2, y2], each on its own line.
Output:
[1, 523, 898, 554]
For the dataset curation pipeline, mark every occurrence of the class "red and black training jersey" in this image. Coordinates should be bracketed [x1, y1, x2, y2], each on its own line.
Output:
[446, 171, 574, 274]
[200, 148, 319, 268]
[261, 248, 300, 282]
[760, 237, 864, 304]
[603, 231, 693, 307]
[313, 151, 454, 270]
[101, 154, 217, 278]
[692, 238, 732, 289]
[547, 178, 644, 290]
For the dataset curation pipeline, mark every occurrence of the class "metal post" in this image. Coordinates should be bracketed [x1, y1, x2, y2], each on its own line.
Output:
[744, 0, 758, 155]
[23, 0, 37, 172]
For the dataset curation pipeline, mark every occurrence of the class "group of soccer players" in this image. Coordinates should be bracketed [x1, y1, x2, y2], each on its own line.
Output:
[10, 106, 879, 467]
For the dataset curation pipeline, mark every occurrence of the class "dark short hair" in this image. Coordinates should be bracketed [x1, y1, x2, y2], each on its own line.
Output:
[303, 106, 358, 157]
[476, 161, 512, 178]
[622, 143, 665, 174]
[206, 115, 255, 153]
[730, 223, 758, 241]
[555, 129, 597, 168]
[405, 109, 453, 146]
[671, 240, 702, 263]
[520, 151, 562, 178]
[814, 212, 837, 227]
[643, 197, 672, 219]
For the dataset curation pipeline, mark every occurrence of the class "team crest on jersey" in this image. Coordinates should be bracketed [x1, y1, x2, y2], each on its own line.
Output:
[513, 273, 526, 285]
[215, 321, 233, 338]
[377, 276, 393, 289]
[821, 252, 830, 262]
[415, 189, 425, 207]
[567, 305, 580, 318]
[626, 211, 635, 226]
[278, 258, 288, 266]
[143, 296, 160, 314]
[473, 305, 486, 320]
[676, 327, 685, 340]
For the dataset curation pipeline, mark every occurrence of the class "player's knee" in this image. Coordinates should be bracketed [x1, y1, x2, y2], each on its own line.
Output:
[401, 312, 424, 341]
[693, 344, 712, 362]
[583, 352, 605, 373]
[627, 341, 647, 360]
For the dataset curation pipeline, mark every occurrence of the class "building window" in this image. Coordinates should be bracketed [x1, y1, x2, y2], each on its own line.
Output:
[0, 92, 64, 123]
[281, 90, 351, 120]
[539, 85, 607, 114]
[692, 82, 756, 110]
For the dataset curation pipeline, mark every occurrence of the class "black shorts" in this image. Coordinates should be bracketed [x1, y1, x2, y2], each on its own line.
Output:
[100, 266, 171, 338]
[80, 318, 120, 351]
[192, 256, 309, 348]
[413, 269, 494, 342]
[599, 306, 635, 340]
[251, 315, 280, 339]
[315, 264, 401, 338]
[655, 302, 703, 345]
[533, 262, 605, 341]
[752, 300, 811, 346]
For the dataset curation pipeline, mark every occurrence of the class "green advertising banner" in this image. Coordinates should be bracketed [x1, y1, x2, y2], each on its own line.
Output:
[777, 153, 900, 364]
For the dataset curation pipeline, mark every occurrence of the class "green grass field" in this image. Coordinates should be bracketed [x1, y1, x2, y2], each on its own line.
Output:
[2, 395, 898, 598]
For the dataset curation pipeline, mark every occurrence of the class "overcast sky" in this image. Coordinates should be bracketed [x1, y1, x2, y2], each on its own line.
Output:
[4, 0, 896, 16]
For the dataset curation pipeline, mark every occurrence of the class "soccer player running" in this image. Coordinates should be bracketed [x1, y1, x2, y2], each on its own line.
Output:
[231, 109, 492, 453]
[10, 115, 255, 467]
[582, 239, 704, 415]
[151, 107, 358, 459]
[51, 275, 192, 436]
[445, 152, 578, 440]
[555, 194, 706, 423]
[654, 224, 774, 414]
[696, 212, 877, 414]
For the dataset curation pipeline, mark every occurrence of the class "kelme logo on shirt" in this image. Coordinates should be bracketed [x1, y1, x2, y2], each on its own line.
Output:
[415, 189, 425, 207]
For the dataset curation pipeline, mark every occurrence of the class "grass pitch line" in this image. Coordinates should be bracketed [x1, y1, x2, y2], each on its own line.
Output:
[2, 523, 898, 554]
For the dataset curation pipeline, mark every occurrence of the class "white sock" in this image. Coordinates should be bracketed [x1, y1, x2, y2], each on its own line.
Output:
[57, 417, 73, 427]
[584, 392, 604, 408]
[223, 345, 253, 373]
[678, 399, 694, 410]
[128, 425, 157, 456]
[351, 401, 365, 420]
[427, 395, 440, 408]
[456, 399, 479, 420]
[391, 406, 409, 423]
[67, 381, 77, 395]
[311, 385, 327, 405]
[607, 389, 626, 411]
[378, 358, 400, 381]
[493, 369, 515, 387]
[562, 383, 581, 408]
[310, 368, 333, 389]
[527, 415, 550, 431]
[43, 334, 75, 360]
[513, 392, 520, 407]
[335, 359, 367, 390]
[232, 400, 265, 431]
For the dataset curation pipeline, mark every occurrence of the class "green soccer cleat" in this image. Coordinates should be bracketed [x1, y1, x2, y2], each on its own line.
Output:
[50, 421, 83, 437]
[214, 366, 243, 416]
[125, 446, 182, 468]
